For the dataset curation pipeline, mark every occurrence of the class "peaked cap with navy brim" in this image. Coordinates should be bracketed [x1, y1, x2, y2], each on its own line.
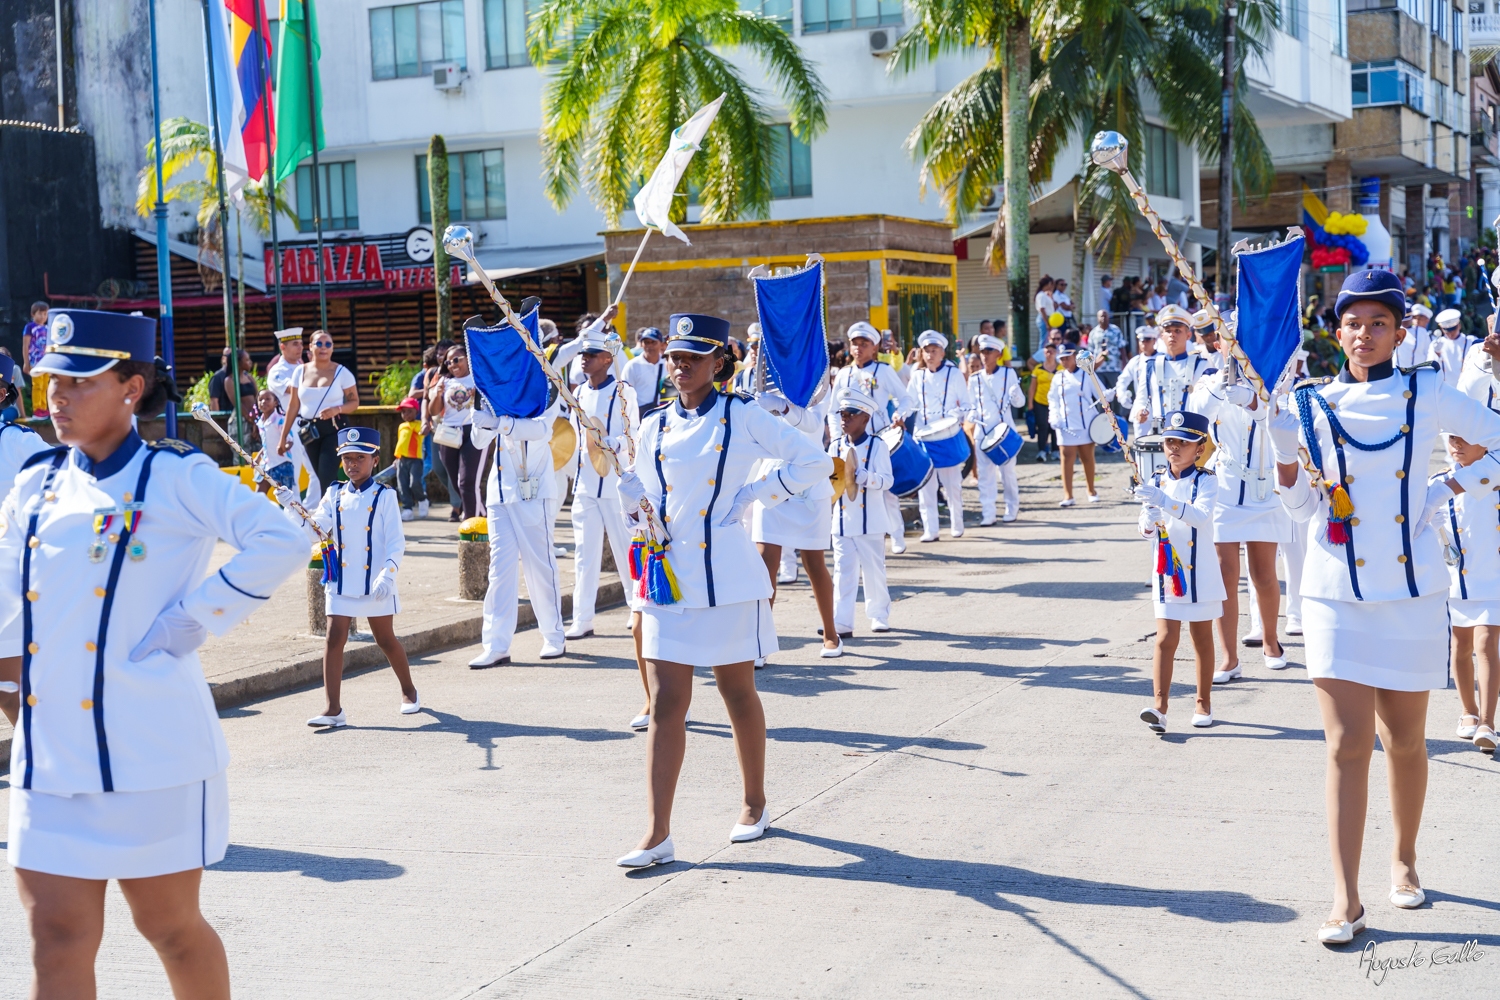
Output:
[665, 314, 730, 355]
[32, 309, 156, 378]
[336, 427, 381, 455]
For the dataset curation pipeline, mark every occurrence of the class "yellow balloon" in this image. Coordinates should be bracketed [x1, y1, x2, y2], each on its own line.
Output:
[1048, 311, 1065, 328]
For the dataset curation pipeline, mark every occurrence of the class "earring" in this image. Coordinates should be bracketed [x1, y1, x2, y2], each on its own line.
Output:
[123, 398, 132, 405]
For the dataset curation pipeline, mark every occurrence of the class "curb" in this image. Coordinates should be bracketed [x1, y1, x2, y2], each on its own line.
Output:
[0, 581, 627, 772]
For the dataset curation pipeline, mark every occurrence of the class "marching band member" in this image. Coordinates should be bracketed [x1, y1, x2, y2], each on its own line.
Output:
[1191, 310, 1220, 361]
[265, 326, 318, 499]
[1437, 433, 1500, 753]
[286, 428, 418, 728]
[1114, 325, 1158, 435]
[908, 329, 970, 541]
[1190, 365, 1292, 679]
[622, 326, 671, 420]
[1133, 411, 1224, 732]
[1428, 308, 1476, 386]
[1455, 319, 1500, 411]
[613, 313, 831, 868]
[467, 381, 567, 669]
[1, 309, 305, 995]
[1249, 269, 1500, 944]
[1129, 305, 1210, 433]
[1393, 303, 1433, 370]
[829, 388, 894, 635]
[829, 322, 913, 553]
[565, 324, 638, 640]
[969, 335, 1025, 524]
[0, 353, 47, 728]
[1046, 343, 1107, 506]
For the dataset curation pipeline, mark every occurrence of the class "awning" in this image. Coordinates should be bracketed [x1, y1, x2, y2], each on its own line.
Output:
[464, 241, 605, 282]
[132, 228, 267, 292]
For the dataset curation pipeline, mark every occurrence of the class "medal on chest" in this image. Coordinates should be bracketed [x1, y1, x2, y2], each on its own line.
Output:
[90, 501, 144, 563]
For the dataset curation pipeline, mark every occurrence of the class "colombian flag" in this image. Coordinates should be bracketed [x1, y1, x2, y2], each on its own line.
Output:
[223, 0, 275, 183]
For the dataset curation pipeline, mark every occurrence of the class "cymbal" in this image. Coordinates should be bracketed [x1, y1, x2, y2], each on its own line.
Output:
[829, 455, 851, 501]
[585, 427, 612, 477]
[842, 446, 859, 500]
[550, 416, 577, 471]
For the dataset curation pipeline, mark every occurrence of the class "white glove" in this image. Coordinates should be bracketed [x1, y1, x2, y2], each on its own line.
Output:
[1101, 387, 1117, 404]
[1414, 479, 1456, 539]
[372, 569, 396, 601]
[1221, 382, 1257, 408]
[617, 469, 647, 511]
[854, 466, 870, 486]
[274, 485, 298, 509]
[755, 392, 790, 416]
[1142, 504, 1164, 524]
[1267, 405, 1301, 462]
[1133, 483, 1168, 508]
[470, 409, 502, 432]
[719, 484, 758, 527]
[129, 603, 208, 662]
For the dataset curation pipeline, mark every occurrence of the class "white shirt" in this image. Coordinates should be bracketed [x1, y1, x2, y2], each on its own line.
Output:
[1133, 352, 1211, 423]
[438, 374, 477, 427]
[1280, 365, 1500, 603]
[571, 375, 638, 502]
[0, 433, 306, 795]
[1116, 350, 1156, 409]
[1456, 349, 1500, 413]
[1440, 457, 1500, 602]
[829, 431, 893, 537]
[1046, 366, 1101, 433]
[1393, 324, 1433, 370]
[1136, 466, 1226, 606]
[471, 402, 559, 525]
[621, 355, 672, 419]
[266, 354, 300, 412]
[1429, 332, 1478, 387]
[303, 477, 404, 596]
[1189, 372, 1278, 508]
[968, 364, 1025, 432]
[1035, 291, 1055, 321]
[290, 363, 355, 421]
[907, 361, 969, 429]
[829, 360, 912, 435]
[626, 390, 832, 608]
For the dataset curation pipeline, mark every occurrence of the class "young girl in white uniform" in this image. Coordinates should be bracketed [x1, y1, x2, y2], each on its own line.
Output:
[1, 309, 305, 996]
[969, 334, 1026, 524]
[1249, 269, 1500, 944]
[1437, 434, 1500, 752]
[614, 313, 831, 868]
[285, 427, 418, 728]
[1132, 411, 1225, 732]
[907, 329, 970, 541]
[829, 387, 894, 635]
[1047, 342, 1108, 505]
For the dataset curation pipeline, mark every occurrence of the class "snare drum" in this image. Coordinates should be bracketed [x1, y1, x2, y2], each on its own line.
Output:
[1133, 434, 1169, 481]
[881, 425, 934, 498]
[978, 423, 1024, 465]
[1087, 410, 1117, 446]
[914, 417, 969, 468]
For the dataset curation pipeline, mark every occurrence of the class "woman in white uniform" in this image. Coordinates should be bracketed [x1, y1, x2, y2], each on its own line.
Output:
[1251, 270, 1500, 944]
[1190, 368, 1292, 678]
[907, 329, 970, 541]
[614, 313, 831, 867]
[1436, 434, 1500, 751]
[1, 309, 305, 995]
[1046, 342, 1108, 506]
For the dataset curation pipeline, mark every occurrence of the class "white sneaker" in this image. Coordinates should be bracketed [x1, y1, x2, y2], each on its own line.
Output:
[1191, 712, 1214, 728]
[869, 620, 890, 632]
[1058, 497, 1076, 507]
[539, 641, 566, 659]
[729, 804, 771, 843]
[617, 836, 675, 868]
[1002, 512, 1018, 522]
[889, 535, 906, 554]
[400, 693, 421, 715]
[400, 508, 415, 522]
[564, 621, 594, 639]
[307, 711, 347, 728]
[1242, 626, 1264, 647]
[918, 533, 939, 543]
[1285, 616, 1303, 635]
[1086, 493, 1101, 503]
[1212, 665, 1242, 684]
[416, 500, 430, 519]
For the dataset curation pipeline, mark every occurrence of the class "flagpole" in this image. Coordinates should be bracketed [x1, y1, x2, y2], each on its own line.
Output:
[201, 0, 245, 448]
[252, 0, 283, 329]
[303, 0, 328, 330]
[148, 0, 177, 437]
[611, 229, 651, 308]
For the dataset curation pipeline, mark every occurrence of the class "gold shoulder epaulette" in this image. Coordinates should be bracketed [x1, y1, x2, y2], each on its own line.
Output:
[1292, 376, 1332, 391]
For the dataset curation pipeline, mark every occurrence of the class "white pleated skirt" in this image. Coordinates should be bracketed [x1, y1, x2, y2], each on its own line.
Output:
[326, 587, 401, 618]
[1054, 426, 1094, 448]
[1212, 502, 1293, 544]
[1154, 600, 1223, 622]
[641, 599, 778, 666]
[9, 771, 229, 880]
[1450, 598, 1500, 628]
[752, 497, 831, 552]
[1304, 593, 1449, 691]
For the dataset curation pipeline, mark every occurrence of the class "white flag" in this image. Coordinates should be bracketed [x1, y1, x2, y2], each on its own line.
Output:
[632, 94, 725, 245]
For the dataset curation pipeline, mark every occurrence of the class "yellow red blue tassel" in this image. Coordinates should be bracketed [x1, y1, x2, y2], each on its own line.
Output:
[1326, 481, 1354, 545]
[319, 540, 341, 586]
[1157, 533, 1187, 597]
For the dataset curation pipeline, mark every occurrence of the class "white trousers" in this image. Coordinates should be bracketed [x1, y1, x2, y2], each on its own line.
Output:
[291, 436, 319, 501]
[918, 464, 966, 537]
[570, 494, 630, 628]
[832, 534, 890, 631]
[1282, 519, 1307, 619]
[975, 449, 1019, 522]
[779, 548, 799, 579]
[883, 491, 904, 540]
[479, 503, 566, 659]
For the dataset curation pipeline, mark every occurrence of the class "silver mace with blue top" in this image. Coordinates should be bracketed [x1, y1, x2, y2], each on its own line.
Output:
[1090, 131, 1268, 401]
[441, 225, 666, 538]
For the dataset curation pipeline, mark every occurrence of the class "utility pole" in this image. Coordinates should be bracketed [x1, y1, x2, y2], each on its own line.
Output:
[148, 0, 176, 437]
[53, 0, 64, 127]
[1217, 0, 1237, 304]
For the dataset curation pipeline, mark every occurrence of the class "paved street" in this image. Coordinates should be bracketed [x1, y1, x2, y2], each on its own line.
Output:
[3, 450, 1499, 998]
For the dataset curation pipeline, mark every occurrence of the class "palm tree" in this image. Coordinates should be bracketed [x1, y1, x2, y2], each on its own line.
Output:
[528, 0, 828, 227]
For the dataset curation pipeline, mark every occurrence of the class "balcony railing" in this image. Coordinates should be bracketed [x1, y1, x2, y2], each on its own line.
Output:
[1471, 12, 1500, 42]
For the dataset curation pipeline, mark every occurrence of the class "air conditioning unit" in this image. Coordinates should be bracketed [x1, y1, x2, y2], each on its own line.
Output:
[432, 62, 463, 90]
[869, 27, 900, 56]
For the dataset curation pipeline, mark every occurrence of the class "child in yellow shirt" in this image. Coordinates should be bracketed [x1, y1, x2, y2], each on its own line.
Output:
[395, 396, 428, 520]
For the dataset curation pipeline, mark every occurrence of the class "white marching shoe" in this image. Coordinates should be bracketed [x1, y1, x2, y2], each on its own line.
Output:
[539, 641, 566, 660]
[564, 621, 595, 640]
[730, 804, 771, 843]
[1318, 908, 1366, 945]
[1264, 647, 1289, 670]
[617, 836, 675, 868]
[1212, 665, 1242, 684]
[820, 641, 845, 659]
[629, 713, 650, 730]
[307, 711, 347, 728]
[1191, 712, 1214, 728]
[1242, 626, 1264, 647]
[1458, 714, 1481, 740]
[889, 534, 906, 554]
[1285, 615, 1303, 636]
[400, 693, 421, 715]
[468, 650, 510, 669]
[869, 620, 890, 633]
[1139, 707, 1166, 733]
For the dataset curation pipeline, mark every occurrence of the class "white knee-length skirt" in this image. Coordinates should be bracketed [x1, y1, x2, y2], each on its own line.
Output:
[641, 599, 778, 666]
[1154, 599, 1223, 622]
[1449, 598, 1500, 628]
[1055, 426, 1094, 448]
[1304, 593, 1449, 691]
[752, 497, 830, 552]
[1212, 502, 1293, 544]
[326, 586, 401, 618]
[9, 772, 229, 880]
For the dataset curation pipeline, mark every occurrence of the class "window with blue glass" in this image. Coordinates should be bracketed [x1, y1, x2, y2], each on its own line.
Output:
[1351, 60, 1424, 113]
[417, 149, 508, 222]
[802, 0, 901, 33]
[740, 0, 793, 28]
[296, 162, 359, 232]
[485, 0, 531, 68]
[370, 1, 466, 80]
[1143, 125, 1179, 199]
[766, 124, 812, 199]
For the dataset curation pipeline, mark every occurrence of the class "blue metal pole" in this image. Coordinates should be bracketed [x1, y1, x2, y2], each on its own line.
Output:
[148, 0, 177, 437]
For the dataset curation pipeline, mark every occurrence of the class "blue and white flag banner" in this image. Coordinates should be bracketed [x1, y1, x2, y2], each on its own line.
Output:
[1234, 234, 1305, 392]
[465, 303, 550, 419]
[751, 259, 829, 409]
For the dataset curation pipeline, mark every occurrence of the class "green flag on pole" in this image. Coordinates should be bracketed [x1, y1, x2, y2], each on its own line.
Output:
[272, 0, 322, 185]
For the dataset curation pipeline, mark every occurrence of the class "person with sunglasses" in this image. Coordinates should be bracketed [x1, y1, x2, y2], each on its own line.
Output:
[265, 327, 320, 500]
[275, 331, 358, 497]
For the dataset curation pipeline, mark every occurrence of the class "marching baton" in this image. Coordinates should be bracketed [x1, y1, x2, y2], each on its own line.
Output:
[443, 225, 666, 537]
[1090, 131, 1268, 402]
[190, 403, 331, 544]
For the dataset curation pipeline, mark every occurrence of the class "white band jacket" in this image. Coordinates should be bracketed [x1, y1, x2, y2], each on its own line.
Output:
[1136, 466, 1226, 606]
[830, 431, 894, 537]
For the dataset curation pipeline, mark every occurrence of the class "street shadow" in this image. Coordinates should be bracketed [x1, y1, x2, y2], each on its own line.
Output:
[687, 720, 984, 754]
[1161, 721, 1327, 744]
[991, 580, 1151, 602]
[211, 844, 405, 882]
[1421, 889, 1500, 913]
[351, 707, 632, 770]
